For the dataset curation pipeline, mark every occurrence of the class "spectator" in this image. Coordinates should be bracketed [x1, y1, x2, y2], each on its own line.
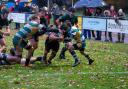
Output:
[22, 2, 31, 13]
[31, 4, 39, 13]
[38, 11, 48, 27]
[43, 7, 51, 24]
[14, 2, 21, 30]
[14, 2, 21, 13]
[109, 5, 117, 42]
[9, 7, 14, 12]
[51, 3, 61, 26]
[110, 5, 117, 17]
[61, 6, 69, 15]
[83, 8, 92, 39]
[95, 8, 103, 41]
[89, 8, 96, 39]
[103, 10, 111, 41]
[116, 9, 126, 43]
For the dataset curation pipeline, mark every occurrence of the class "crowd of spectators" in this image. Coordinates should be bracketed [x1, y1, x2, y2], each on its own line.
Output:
[83, 5, 126, 43]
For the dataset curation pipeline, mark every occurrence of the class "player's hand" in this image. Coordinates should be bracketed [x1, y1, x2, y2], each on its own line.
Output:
[77, 43, 82, 48]
[67, 42, 73, 50]
[49, 33, 56, 40]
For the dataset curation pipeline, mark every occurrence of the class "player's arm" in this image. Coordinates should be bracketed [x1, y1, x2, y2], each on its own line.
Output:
[0, 39, 6, 53]
[48, 32, 62, 41]
[54, 34, 64, 41]
[75, 32, 82, 48]
[4, 26, 10, 36]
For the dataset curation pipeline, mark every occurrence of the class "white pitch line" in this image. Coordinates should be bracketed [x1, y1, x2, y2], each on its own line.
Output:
[41, 72, 128, 76]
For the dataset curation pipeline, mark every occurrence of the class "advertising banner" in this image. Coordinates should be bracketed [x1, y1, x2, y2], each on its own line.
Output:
[83, 17, 106, 31]
[107, 19, 128, 34]
[8, 13, 26, 23]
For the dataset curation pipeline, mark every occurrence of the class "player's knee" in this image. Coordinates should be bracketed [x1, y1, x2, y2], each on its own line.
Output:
[68, 46, 73, 50]
[33, 45, 38, 50]
[67, 43, 73, 50]
[25, 45, 32, 50]
[44, 50, 48, 55]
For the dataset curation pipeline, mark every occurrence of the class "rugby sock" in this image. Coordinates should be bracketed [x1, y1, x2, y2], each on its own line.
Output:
[43, 56, 47, 64]
[0, 60, 5, 65]
[84, 54, 92, 61]
[69, 50, 79, 62]
[48, 52, 56, 64]
[60, 47, 67, 59]
[25, 58, 30, 66]
[0, 53, 11, 65]
[82, 53, 94, 65]
[36, 57, 43, 61]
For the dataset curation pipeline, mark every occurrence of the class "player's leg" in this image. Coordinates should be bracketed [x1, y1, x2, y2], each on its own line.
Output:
[25, 47, 34, 66]
[0, 52, 21, 65]
[14, 46, 23, 63]
[59, 46, 67, 59]
[75, 42, 94, 65]
[29, 39, 49, 64]
[67, 42, 80, 67]
[42, 49, 48, 65]
[47, 51, 57, 64]
[12, 37, 24, 64]
[80, 50, 94, 65]
[24, 39, 38, 66]
[47, 41, 60, 64]
[29, 35, 39, 56]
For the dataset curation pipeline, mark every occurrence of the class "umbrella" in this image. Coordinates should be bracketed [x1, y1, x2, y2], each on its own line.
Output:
[74, 0, 107, 8]
[19, 0, 30, 2]
[18, 2, 25, 7]
[6, 2, 15, 8]
[18, 0, 31, 8]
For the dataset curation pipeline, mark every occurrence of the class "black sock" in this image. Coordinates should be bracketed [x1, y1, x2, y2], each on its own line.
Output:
[84, 53, 92, 61]
[1, 54, 11, 65]
[25, 58, 30, 66]
[36, 57, 43, 61]
[60, 47, 67, 57]
[70, 50, 79, 62]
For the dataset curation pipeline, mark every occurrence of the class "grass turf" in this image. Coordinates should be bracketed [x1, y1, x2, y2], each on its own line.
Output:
[0, 30, 128, 89]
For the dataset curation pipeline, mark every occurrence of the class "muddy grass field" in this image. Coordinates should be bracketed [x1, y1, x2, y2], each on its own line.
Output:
[0, 29, 128, 89]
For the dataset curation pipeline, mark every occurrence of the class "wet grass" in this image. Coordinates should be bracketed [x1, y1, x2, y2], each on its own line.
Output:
[0, 30, 128, 89]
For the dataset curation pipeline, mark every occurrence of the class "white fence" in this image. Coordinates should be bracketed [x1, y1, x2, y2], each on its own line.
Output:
[8, 13, 128, 34]
[82, 17, 128, 34]
[8, 13, 33, 23]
